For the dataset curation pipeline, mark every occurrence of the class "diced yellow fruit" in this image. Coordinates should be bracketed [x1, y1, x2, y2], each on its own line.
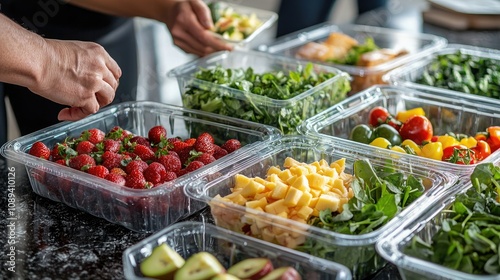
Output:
[328, 188, 344, 197]
[253, 177, 266, 185]
[263, 181, 276, 191]
[312, 209, 319, 217]
[284, 187, 303, 207]
[224, 190, 242, 200]
[305, 164, 317, 174]
[275, 232, 290, 246]
[309, 197, 319, 208]
[278, 169, 293, 181]
[271, 181, 289, 200]
[234, 174, 251, 189]
[240, 180, 266, 198]
[246, 197, 267, 209]
[265, 199, 288, 215]
[285, 235, 306, 249]
[331, 158, 346, 174]
[338, 197, 349, 212]
[296, 191, 312, 207]
[266, 166, 281, 176]
[267, 173, 281, 183]
[250, 223, 261, 235]
[330, 178, 347, 197]
[321, 166, 338, 179]
[291, 175, 310, 192]
[306, 173, 328, 189]
[231, 194, 247, 206]
[283, 157, 300, 168]
[310, 189, 321, 198]
[315, 194, 340, 212]
[310, 161, 321, 170]
[290, 165, 309, 176]
[296, 206, 314, 220]
[254, 191, 272, 200]
[319, 159, 329, 168]
[262, 227, 274, 242]
[277, 211, 288, 219]
[286, 175, 297, 185]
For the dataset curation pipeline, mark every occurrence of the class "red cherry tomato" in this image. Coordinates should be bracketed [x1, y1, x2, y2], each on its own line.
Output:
[472, 140, 492, 161]
[368, 107, 390, 127]
[398, 115, 433, 145]
[442, 145, 476, 165]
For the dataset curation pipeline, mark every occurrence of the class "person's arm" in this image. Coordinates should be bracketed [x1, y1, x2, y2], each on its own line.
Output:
[0, 13, 121, 121]
[67, 0, 233, 56]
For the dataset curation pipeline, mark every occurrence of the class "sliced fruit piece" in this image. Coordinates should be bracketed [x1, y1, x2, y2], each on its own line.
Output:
[260, 267, 302, 280]
[211, 273, 241, 280]
[227, 258, 274, 280]
[140, 243, 185, 280]
[174, 252, 225, 280]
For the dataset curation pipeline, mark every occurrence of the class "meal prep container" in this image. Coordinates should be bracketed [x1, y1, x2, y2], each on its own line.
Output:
[258, 23, 447, 94]
[376, 161, 500, 280]
[385, 44, 500, 106]
[168, 49, 352, 135]
[300, 85, 500, 177]
[123, 221, 352, 280]
[184, 135, 458, 279]
[0, 101, 281, 232]
[208, 1, 278, 49]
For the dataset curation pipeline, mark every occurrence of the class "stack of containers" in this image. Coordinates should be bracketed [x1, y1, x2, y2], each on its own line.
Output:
[258, 23, 447, 94]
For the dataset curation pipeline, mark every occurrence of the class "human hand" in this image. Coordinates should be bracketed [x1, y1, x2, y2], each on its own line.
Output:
[30, 39, 121, 121]
[162, 0, 233, 56]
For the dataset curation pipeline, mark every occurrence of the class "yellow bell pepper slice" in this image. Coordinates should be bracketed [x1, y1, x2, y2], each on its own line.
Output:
[420, 142, 443, 161]
[437, 135, 460, 149]
[396, 107, 425, 123]
[460, 136, 477, 149]
[370, 137, 391, 149]
[401, 139, 422, 156]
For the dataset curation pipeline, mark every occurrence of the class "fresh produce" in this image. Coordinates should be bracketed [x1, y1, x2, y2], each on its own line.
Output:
[28, 125, 241, 189]
[182, 63, 350, 134]
[405, 163, 500, 275]
[348, 106, 500, 164]
[416, 51, 500, 99]
[139, 243, 302, 280]
[208, 1, 263, 41]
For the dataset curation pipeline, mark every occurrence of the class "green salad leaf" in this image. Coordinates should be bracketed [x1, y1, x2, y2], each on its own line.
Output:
[327, 37, 379, 65]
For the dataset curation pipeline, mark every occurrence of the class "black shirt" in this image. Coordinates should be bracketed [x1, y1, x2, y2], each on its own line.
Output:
[1, 0, 128, 41]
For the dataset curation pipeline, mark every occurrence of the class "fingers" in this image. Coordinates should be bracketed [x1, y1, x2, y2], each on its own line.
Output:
[190, 0, 214, 29]
[105, 54, 122, 81]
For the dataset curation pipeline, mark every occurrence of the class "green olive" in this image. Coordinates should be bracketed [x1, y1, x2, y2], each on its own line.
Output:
[373, 124, 402, 146]
[350, 124, 374, 144]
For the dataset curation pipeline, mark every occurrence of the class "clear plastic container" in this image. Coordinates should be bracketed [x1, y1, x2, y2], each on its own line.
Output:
[168, 49, 352, 135]
[258, 23, 447, 94]
[0, 101, 281, 233]
[207, 1, 278, 49]
[300, 85, 500, 177]
[386, 44, 500, 106]
[376, 161, 500, 280]
[184, 135, 458, 279]
[123, 221, 352, 280]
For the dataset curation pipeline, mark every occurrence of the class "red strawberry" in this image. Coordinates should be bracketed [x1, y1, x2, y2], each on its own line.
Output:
[29, 141, 51, 160]
[76, 140, 95, 155]
[102, 151, 123, 170]
[102, 139, 121, 153]
[133, 144, 155, 162]
[109, 167, 127, 176]
[69, 154, 96, 171]
[186, 160, 204, 172]
[129, 136, 150, 147]
[184, 138, 197, 146]
[172, 141, 190, 154]
[54, 159, 67, 166]
[197, 132, 214, 144]
[125, 160, 149, 174]
[176, 169, 188, 177]
[177, 147, 194, 166]
[88, 165, 109, 178]
[167, 137, 181, 144]
[143, 162, 167, 185]
[51, 143, 77, 161]
[157, 154, 182, 173]
[196, 153, 216, 165]
[194, 133, 215, 154]
[107, 126, 129, 141]
[221, 139, 241, 153]
[105, 173, 126, 186]
[213, 145, 228, 159]
[148, 125, 167, 144]
[125, 169, 148, 189]
[81, 128, 105, 144]
[164, 171, 177, 182]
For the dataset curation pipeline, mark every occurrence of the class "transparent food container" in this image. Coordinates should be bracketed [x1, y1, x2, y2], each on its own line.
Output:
[207, 1, 278, 49]
[386, 44, 500, 106]
[0, 101, 281, 232]
[300, 85, 500, 177]
[184, 135, 458, 279]
[258, 23, 447, 94]
[168, 49, 352, 135]
[376, 161, 500, 280]
[123, 221, 352, 280]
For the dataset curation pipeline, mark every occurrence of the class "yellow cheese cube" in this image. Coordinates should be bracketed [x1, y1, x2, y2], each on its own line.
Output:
[246, 197, 268, 209]
[330, 178, 347, 197]
[306, 173, 328, 190]
[265, 199, 288, 215]
[315, 194, 340, 212]
[312, 209, 320, 217]
[296, 191, 312, 207]
[240, 180, 266, 198]
[310, 189, 321, 198]
[331, 158, 346, 174]
[284, 187, 303, 207]
[271, 181, 289, 200]
[278, 169, 293, 181]
[291, 175, 310, 192]
[234, 174, 251, 189]
[321, 166, 338, 179]
[296, 206, 313, 220]
[309, 197, 319, 208]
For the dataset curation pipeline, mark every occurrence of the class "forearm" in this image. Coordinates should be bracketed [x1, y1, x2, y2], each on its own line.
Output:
[0, 13, 46, 89]
[66, 0, 174, 23]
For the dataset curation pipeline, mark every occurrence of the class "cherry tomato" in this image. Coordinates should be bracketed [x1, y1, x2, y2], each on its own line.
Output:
[368, 107, 390, 127]
[399, 115, 433, 145]
[442, 145, 476, 165]
[472, 140, 491, 161]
